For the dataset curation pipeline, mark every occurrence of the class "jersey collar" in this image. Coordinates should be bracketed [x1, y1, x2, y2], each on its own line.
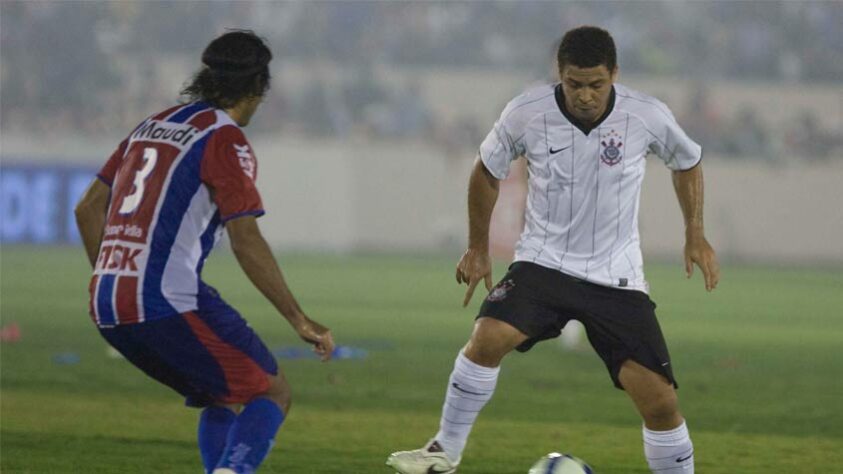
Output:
[555, 84, 616, 136]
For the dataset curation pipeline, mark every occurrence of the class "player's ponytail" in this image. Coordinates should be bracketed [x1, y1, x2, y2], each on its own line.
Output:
[181, 30, 272, 109]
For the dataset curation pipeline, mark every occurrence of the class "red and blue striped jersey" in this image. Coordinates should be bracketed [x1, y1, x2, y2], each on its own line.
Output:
[89, 103, 263, 327]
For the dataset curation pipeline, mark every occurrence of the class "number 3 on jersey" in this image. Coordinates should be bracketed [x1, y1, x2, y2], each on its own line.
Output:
[119, 147, 158, 214]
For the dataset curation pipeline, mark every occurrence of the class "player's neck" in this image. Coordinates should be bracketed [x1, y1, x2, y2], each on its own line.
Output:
[555, 84, 616, 135]
[224, 105, 249, 127]
[223, 98, 259, 127]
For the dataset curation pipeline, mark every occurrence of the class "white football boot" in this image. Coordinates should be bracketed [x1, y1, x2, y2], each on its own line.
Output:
[386, 439, 460, 474]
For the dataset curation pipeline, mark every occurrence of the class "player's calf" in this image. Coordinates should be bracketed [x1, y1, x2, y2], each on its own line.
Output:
[212, 373, 291, 473]
[619, 360, 694, 473]
[199, 405, 238, 474]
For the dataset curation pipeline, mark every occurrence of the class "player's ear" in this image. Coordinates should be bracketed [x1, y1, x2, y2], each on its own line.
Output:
[610, 65, 619, 82]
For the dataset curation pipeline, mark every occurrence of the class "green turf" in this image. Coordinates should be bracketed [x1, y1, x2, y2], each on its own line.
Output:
[2, 246, 842, 473]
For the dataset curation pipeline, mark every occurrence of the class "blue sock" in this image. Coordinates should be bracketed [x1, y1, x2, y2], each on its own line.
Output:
[216, 398, 285, 474]
[199, 406, 237, 473]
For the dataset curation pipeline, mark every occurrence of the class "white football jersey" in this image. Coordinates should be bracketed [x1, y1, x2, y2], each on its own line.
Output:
[480, 83, 701, 293]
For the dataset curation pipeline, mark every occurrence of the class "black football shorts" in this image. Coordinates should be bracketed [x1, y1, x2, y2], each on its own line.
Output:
[478, 261, 677, 390]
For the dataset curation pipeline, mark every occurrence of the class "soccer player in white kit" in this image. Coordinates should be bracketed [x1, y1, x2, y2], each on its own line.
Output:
[387, 26, 719, 474]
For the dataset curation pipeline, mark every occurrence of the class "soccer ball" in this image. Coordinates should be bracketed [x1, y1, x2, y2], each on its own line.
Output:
[528, 452, 593, 474]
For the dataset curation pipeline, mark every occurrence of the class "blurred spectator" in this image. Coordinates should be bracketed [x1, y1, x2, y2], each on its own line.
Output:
[723, 106, 776, 162]
[680, 84, 724, 154]
[369, 82, 433, 139]
[1, 2, 118, 133]
[785, 111, 842, 162]
[293, 79, 341, 136]
[0, 0, 840, 164]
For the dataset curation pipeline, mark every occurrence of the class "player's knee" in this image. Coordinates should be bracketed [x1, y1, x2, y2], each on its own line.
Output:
[463, 318, 525, 367]
[262, 373, 292, 414]
[463, 339, 507, 367]
[641, 391, 679, 426]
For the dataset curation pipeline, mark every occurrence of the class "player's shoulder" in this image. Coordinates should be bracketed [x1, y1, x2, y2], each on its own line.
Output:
[131, 103, 223, 133]
[613, 83, 676, 126]
[499, 82, 557, 130]
[208, 111, 249, 144]
[203, 111, 255, 169]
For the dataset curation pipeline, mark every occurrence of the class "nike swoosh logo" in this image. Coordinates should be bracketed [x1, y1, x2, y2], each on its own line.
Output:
[549, 145, 572, 154]
[676, 451, 694, 463]
[427, 467, 450, 474]
[451, 382, 486, 396]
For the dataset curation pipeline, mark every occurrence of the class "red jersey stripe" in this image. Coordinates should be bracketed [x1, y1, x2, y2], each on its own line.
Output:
[188, 110, 218, 131]
[115, 276, 140, 324]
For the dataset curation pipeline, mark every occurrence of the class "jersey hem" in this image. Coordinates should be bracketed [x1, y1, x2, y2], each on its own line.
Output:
[479, 153, 507, 180]
[93, 309, 184, 328]
[96, 174, 113, 188]
[220, 209, 265, 223]
[512, 258, 649, 294]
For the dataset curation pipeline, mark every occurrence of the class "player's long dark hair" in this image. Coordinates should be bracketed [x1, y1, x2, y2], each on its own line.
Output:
[557, 26, 617, 72]
[181, 30, 272, 109]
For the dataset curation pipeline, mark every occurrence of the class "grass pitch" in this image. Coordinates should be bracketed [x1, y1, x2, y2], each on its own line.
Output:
[2, 247, 842, 473]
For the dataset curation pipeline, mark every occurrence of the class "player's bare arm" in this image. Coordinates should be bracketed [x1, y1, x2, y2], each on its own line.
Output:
[457, 157, 500, 307]
[226, 215, 335, 360]
[672, 164, 720, 291]
[74, 178, 111, 268]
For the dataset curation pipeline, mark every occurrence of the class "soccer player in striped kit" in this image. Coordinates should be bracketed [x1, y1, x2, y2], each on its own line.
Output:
[74, 31, 334, 474]
[388, 26, 718, 474]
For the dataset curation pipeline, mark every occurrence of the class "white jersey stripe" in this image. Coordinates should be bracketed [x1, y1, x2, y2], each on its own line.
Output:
[534, 114, 552, 262]
[608, 113, 632, 283]
[586, 127, 602, 279]
[559, 127, 576, 269]
[161, 184, 216, 314]
[92, 275, 102, 325]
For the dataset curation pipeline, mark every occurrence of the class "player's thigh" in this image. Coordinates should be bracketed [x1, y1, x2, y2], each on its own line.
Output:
[98, 320, 207, 400]
[183, 309, 279, 406]
[579, 285, 677, 390]
[474, 262, 573, 363]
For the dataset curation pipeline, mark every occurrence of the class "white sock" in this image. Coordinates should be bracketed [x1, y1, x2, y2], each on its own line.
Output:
[643, 421, 694, 473]
[434, 351, 499, 463]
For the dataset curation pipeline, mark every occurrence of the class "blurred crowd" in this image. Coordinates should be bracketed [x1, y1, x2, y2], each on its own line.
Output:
[680, 85, 841, 164]
[1, 1, 840, 162]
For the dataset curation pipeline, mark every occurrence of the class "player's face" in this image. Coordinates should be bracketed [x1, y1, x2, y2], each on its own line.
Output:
[559, 64, 617, 125]
[236, 95, 264, 127]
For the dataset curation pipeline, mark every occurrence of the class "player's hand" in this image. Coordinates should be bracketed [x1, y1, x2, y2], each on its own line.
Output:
[293, 317, 335, 361]
[684, 235, 720, 292]
[456, 248, 493, 307]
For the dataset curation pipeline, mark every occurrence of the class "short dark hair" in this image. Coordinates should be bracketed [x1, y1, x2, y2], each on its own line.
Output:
[181, 30, 272, 109]
[557, 26, 617, 72]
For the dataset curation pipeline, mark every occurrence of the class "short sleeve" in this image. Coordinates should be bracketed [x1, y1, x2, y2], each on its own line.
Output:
[97, 138, 129, 187]
[478, 103, 525, 180]
[201, 125, 264, 223]
[647, 104, 702, 171]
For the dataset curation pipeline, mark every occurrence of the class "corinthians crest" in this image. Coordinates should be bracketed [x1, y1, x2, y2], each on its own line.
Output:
[487, 279, 515, 302]
[600, 129, 624, 166]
